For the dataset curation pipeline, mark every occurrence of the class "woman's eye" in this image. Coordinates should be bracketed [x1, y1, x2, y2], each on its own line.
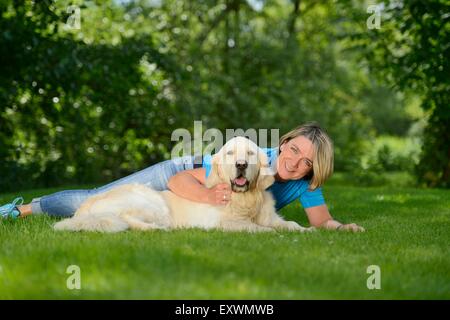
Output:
[290, 147, 298, 154]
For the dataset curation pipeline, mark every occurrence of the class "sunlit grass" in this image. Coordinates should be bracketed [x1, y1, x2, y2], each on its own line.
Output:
[0, 179, 449, 299]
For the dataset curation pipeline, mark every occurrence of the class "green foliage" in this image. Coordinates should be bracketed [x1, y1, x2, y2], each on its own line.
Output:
[0, 0, 184, 190]
[328, 171, 416, 188]
[360, 87, 415, 136]
[348, 135, 421, 186]
[348, 0, 450, 187]
[0, 0, 432, 190]
[368, 136, 420, 171]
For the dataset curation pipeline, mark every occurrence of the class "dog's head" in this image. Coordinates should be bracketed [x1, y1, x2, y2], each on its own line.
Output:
[205, 137, 275, 192]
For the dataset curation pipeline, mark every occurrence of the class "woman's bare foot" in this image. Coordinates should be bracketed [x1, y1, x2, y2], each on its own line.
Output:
[18, 204, 33, 217]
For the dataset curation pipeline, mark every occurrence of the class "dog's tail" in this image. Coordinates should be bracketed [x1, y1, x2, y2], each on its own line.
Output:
[53, 213, 129, 233]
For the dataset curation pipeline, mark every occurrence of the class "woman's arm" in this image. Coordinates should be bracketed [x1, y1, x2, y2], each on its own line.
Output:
[305, 204, 365, 232]
[167, 168, 231, 205]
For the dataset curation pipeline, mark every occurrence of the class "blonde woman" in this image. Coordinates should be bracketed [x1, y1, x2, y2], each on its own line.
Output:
[1, 123, 364, 232]
[169, 122, 365, 232]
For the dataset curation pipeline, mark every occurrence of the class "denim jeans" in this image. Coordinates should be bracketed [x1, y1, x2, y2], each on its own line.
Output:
[31, 156, 199, 217]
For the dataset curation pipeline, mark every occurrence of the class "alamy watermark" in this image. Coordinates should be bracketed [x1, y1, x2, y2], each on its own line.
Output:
[66, 265, 81, 290]
[66, 5, 81, 30]
[367, 4, 384, 30]
[170, 121, 280, 168]
[42, 1, 81, 30]
[366, 265, 381, 290]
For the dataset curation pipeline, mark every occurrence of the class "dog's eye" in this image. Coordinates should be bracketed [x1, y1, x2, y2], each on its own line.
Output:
[226, 150, 234, 155]
[247, 150, 255, 156]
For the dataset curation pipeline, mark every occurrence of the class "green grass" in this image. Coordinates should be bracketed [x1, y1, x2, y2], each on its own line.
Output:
[1, 178, 449, 299]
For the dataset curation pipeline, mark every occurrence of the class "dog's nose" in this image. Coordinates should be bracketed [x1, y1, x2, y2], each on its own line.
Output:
[235, 160, 248, 170]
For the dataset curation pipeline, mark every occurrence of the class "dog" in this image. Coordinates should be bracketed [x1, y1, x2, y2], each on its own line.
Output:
[53, 137, 313, 233]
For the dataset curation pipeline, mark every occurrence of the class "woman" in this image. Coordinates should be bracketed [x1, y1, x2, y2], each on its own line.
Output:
[0, 123, 364, 232]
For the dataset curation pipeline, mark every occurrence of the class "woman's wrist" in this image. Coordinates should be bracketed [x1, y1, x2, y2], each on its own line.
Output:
[203, 188, 215, 205]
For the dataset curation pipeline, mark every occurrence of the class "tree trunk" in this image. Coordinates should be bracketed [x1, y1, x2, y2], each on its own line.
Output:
[288, 0, 301, 36]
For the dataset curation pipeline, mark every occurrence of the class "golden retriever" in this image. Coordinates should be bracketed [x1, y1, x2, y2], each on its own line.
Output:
[53, 137, 313, 233]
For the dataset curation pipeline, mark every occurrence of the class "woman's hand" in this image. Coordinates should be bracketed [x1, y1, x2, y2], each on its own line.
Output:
[207, 183, 232, 206]
[338, 223, 365, 232]
[321, 219, 365, 232]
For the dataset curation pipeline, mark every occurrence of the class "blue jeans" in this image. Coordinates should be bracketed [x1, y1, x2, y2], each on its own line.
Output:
[31, 156, 199, 217]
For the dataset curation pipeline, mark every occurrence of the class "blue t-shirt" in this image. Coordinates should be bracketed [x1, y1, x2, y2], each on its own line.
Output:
[202, 148, 326, 211]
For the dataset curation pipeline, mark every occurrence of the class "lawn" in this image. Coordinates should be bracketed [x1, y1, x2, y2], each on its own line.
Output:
[0, 176, 449, 299]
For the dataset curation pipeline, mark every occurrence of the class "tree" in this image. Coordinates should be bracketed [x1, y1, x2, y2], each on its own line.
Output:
[350, 0, 450, 187]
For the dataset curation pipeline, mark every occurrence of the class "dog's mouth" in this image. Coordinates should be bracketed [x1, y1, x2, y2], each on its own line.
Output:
[231, 175, 249, 192]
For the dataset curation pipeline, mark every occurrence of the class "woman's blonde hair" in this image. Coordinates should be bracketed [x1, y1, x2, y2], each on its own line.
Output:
[279, 122, 334, 190]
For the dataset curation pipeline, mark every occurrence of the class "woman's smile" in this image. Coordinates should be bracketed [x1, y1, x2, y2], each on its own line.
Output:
[285, 162, 295, 172]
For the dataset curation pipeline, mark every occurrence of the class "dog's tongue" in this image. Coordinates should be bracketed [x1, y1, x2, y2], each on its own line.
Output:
[234, 177, 247, 186]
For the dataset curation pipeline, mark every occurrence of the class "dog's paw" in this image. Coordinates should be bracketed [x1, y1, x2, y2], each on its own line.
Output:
[282, 221, 305, 232]
[137, 223, 170, 231]
[301, 226, 316, 233]
[282, 221, 316, 233]
[258, 226, 276, 232]
[245, 225, 275, 233]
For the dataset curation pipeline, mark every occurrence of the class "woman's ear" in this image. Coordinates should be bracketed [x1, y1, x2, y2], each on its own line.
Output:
[205, 153, 224, 188]
[256, 150, 275, 190]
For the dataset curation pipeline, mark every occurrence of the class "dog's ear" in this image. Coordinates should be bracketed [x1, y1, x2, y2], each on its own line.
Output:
[205, 153, 224, 188]
[256, 150, 275, 190]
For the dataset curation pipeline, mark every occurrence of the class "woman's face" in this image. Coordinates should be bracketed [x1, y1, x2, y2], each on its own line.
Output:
[276, 135, 314, 181]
